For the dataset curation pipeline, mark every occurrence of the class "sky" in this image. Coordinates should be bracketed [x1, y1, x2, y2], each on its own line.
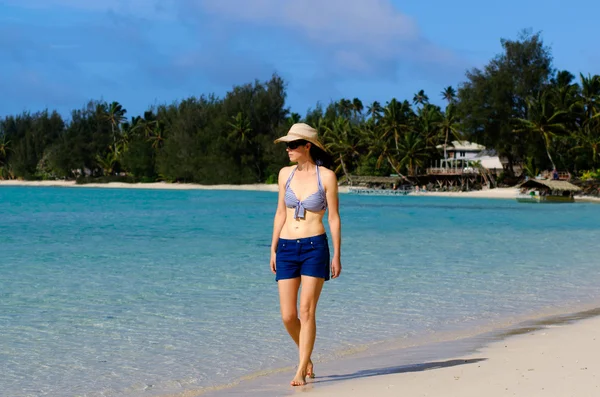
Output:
[1, 0, 598, 119]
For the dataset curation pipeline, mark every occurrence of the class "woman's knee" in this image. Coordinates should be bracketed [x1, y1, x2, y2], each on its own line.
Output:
[281, 310, 298, 326]
[298, 305, 316, 323]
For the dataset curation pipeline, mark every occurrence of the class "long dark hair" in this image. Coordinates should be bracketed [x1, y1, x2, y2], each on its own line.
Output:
[309, 145, 334, 169]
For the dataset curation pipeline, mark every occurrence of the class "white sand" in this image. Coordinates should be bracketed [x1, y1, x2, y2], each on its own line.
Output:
[0, 180, 281, 192]
[310, 315, 600, 397]
[2, 181, 598, 202]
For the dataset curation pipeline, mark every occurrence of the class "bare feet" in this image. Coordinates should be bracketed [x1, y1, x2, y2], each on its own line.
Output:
[290, 360, 314, 386]
[290, 371, 307, 387]
[306, 360, 315, 378]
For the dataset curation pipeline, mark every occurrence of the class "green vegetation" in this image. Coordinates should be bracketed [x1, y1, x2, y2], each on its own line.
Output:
[1, 30, 599, 184]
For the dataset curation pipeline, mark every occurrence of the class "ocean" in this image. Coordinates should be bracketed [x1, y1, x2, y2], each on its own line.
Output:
[2, 186, 600, 397]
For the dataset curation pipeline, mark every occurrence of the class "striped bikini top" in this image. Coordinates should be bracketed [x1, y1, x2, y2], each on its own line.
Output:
[284, 166, 327, 219]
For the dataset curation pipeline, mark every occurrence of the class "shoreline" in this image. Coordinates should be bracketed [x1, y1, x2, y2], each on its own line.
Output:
[196, 303, 600, 397]
[0, 180, 282, 192]
[306, 308, 600, 397]
[2, 180, 598, 202]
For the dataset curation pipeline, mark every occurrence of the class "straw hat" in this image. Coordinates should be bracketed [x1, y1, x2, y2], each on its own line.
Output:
[274, 123, 328, 153]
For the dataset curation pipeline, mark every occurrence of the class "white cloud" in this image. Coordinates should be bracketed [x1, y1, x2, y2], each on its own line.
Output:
[7, 0, 462, 75]
[198, 0, 417, 56]
[194, 0, 463, 78]
[2, 0, 173, 19]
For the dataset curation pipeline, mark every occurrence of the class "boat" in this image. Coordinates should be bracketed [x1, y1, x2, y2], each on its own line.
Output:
[345, 175, 413, 196]
[516, 179, 581, 203]
[348, 187, 412, 196]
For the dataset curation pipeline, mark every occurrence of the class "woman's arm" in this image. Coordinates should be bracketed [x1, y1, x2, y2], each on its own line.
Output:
[270, 167, 289, 273]
[323, 168, 342, 278]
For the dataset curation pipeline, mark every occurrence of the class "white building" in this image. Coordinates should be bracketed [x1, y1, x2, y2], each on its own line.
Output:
[438, 141, 486, 160]
[435, 141, 503, 171]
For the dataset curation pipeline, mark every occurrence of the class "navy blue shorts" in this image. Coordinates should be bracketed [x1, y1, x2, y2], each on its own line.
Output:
[275, 234, 331, 281]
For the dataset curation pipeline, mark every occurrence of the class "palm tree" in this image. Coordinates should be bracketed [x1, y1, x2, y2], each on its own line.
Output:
[104, 101, 127, 155]
[579, 73, 600, 119]
[0, 135, 10, 165]
[322, 117, 360, 181]
[0, 135, 11, 179]
[380, 99, 414, 150]
[441, 86, 456, 103]
[228, 112, 253, 144]
[286, 112, 302, 127]
[397, 131, 429, 176]
[571, 120, 600, 166]
[337, 99, 353, 119]
[551, 70, 579, 114]
[515, 90, 568, 169]
[140, 111, 159, 139]
[148, 121, 166, 150]
[437, 103, 462, 166]
[414, 104, 442, 148]
[360, 123, 412, 183]
[352, 98, 364, 118]
[96, 148, 119, 176]
[412, 90, 429, 107]
[366, 101, 383, 121]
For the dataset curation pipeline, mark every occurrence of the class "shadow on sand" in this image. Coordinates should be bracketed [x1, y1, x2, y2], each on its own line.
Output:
[311, 358, 487, 384]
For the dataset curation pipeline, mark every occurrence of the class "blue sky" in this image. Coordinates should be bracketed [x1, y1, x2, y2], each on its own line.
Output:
[1, 0, 598, 119]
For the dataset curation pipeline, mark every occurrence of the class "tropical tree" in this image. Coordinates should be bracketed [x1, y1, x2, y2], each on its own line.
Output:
[380, 99, 414, 150]
[103, 101, 127, 155]
[337, 99, 353, 119]
[437, 103, 462, 165]
[579, 73, 600, 119]
[352, 98, 364, 118]
[286, 112, 302, 127]
[457, 30, 554, 175]
[396, 131, 429, 176]
[441, 86, 457, 103]
[515, 90, 568, 169]
[228, 112, 253, 144]
[414, 104, 443, 148]
[322, 117, 360, 180]
[571, 119, 600, 167]
[0, 135, 10, 165]
[412, 90, 429, 107]
[366, 101, 383, 121]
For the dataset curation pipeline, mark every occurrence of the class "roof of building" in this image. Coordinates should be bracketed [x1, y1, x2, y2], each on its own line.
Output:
[519, 179, 581, 192]
[475, 156, 503, 169]
[436, 140, 486, 151]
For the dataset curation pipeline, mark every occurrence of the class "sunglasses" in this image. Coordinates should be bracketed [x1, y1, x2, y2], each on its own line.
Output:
[286, 140, 308, 150]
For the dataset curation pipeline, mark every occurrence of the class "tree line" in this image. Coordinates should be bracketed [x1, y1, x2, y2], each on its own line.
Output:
[1, 30, 599, 185]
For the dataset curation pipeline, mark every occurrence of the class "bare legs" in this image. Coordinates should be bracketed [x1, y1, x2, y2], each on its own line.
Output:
[278, 275, 325, 386]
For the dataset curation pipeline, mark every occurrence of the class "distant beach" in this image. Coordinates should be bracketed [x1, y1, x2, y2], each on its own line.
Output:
[0, 180, 282, 192]
[2, 180, 599, 202]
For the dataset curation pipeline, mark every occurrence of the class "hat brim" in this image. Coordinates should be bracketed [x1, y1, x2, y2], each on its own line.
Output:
[274, 133, 328, 153]
[273, 134, 301, 143]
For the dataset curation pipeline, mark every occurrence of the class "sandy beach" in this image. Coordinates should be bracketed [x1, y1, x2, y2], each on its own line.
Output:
[2, 180, 599, 202]
[0, 180, 282, 192]
[307, 314, 600, 397]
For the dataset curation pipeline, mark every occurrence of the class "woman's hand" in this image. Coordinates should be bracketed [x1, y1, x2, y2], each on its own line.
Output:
[270, 251, 277, 274]
[331, 256, 342, 279]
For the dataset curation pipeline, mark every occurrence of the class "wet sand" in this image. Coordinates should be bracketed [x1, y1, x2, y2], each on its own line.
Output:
[192, 307, 600, 397]
[308, 311, 600, 397]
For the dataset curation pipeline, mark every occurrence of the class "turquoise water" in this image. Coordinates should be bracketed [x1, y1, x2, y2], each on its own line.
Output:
[1, 186, 600, 397]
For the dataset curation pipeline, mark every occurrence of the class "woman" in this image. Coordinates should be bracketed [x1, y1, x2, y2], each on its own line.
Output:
[270, 123, 342, 387]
